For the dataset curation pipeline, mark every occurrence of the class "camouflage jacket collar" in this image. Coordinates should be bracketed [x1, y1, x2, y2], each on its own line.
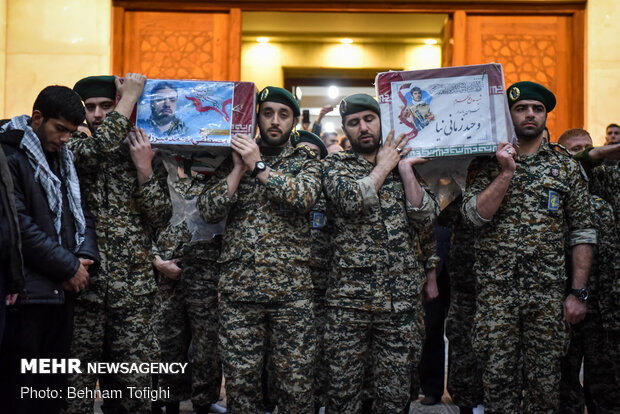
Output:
[334, 149, 376, 167]
[517, 137, 555, 161]
[261, 141, 301, 166]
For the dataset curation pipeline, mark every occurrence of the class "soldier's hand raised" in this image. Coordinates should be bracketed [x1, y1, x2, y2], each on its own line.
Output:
[376, 130, 411, 172]
[496, 142, 516, 174]
[115, 72, 146, 101]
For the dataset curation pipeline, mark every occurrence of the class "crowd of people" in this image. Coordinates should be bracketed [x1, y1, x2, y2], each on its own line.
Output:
[0, 72, 618, 414]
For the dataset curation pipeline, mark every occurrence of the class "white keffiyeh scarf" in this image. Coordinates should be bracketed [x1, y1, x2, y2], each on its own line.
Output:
[1, 114, 85, 251]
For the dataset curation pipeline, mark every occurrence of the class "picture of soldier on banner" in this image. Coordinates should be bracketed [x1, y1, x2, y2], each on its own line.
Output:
[398, 84, 435, 139]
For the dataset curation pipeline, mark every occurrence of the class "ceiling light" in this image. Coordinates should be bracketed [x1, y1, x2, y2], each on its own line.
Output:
[295, 87, 303, 100]
[328, 85, 339, 99]
[424, 39, 438, 45]
[339, 38, 353, 44]
[256, 37, 270, 43]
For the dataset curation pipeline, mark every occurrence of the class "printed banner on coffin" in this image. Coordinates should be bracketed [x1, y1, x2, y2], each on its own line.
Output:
[136, 79, 257, 155]
[376, 64, 514, 158]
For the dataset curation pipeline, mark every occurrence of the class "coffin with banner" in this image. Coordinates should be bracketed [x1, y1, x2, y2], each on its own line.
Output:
[136, 79, 257, 155]
[375, 64, 514, 158]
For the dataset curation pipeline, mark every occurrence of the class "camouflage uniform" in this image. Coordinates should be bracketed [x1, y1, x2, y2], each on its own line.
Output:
[198, 143, 321, 413]
[154, 172, 223, 408]
[65, 111, 172, 414]
[462, 140, 596, 414]
[443, 194, 484, 408]
[308, 190, 331, 410]
[322, 150, 438, 414]
[559, 202, 620, 414]
[573, 152, 620, 383]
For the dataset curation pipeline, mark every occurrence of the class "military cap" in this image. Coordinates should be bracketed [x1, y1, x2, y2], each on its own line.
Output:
[258, 86, 300, 117]
[291, 130, 328, 159]
[506, 81, 556, 112]
[73, 75, 116, 101]
[339, 93, 380, 119]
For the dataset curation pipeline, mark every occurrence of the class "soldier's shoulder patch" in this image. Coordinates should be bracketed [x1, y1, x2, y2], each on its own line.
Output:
[547, 189, 560, 211]
[296, 144, 318, 160]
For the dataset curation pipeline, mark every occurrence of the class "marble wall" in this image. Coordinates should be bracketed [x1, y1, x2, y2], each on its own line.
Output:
[2, 0, 110, 118]
[587, 0, 620, 145]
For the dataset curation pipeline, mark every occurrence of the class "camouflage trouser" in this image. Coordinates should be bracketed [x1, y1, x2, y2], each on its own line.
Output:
[154, 276, 221, 407]
[472, 281, 568, 414]
[65, 292, 159, 414]
[219, 295, 315, 414]
[559, 309, 620, 413]
[312, 286, 327, 410]
[324, 307, 421, 414]
[445, 288, 483, 407]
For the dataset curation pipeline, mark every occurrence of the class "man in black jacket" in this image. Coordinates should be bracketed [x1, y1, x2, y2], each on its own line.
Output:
[0, 142, 23, 345]
[0, 85, 100, 413]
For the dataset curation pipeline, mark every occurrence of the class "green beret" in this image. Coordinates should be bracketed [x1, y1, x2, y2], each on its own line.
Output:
[291, 130, 328, 159]
[73, 75, 116, 101]
[506, 81, 556, 112]
[339, 93, 380, 119]
[258, 86, 300, 117]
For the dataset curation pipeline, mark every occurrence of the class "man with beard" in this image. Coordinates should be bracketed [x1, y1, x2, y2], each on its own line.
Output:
[461, 81, 596, 413]
[198, 87, 322, 413]
[322, 93, 438, 413]
[145, 81, 186, 137]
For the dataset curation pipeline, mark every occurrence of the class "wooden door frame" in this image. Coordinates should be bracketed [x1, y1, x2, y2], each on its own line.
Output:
[112, 0, 585, 124]
[111, 5, 242, 78]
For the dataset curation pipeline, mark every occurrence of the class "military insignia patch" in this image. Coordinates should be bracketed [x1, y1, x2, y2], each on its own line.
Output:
[260, 88, 269, 102]
[290, 130, 300, 146]
[547, 189, 560, 211]
[550, 168, 559, 177]
[312, 212, 326, 229]
[340, 99, 348, 116]
[509, 86, 520, 101]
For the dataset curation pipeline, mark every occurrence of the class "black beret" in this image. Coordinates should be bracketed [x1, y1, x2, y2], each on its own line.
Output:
[339, 93, 380, 119]
[73, 75, 116, 101]
[506, 81, 556, 112]
[258, 86, 300, 117]
[291, 130, 328, 159]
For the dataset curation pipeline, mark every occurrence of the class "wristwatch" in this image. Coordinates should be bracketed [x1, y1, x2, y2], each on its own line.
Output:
[250, 160, 266, 178]
[568, 288, 589, 303]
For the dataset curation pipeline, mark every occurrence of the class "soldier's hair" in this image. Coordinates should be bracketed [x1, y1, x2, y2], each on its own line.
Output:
[606, 123, 620, 131]
[558, 128, 591, 147]
[150, 81, 177, 96]
[33, 85, 86, 126]
[411, 87, 422, 94]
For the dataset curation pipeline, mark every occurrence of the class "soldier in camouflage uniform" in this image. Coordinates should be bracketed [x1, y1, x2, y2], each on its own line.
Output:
[322, 94, 438, 414]
[66, 74, 172, 414]
[556, 129, 620, 413]
[442, 194, 484, 414]
[462, 82, 596, 413]
[291, 130, 330, 412]
[198, 87, 322, 413]
[572, 140, 620, 405]
[152, 159, 225, 414]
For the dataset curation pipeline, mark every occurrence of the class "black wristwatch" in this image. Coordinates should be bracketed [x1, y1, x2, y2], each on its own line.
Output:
[250, 160, 266, 178]
[568, 288, 589, 303]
